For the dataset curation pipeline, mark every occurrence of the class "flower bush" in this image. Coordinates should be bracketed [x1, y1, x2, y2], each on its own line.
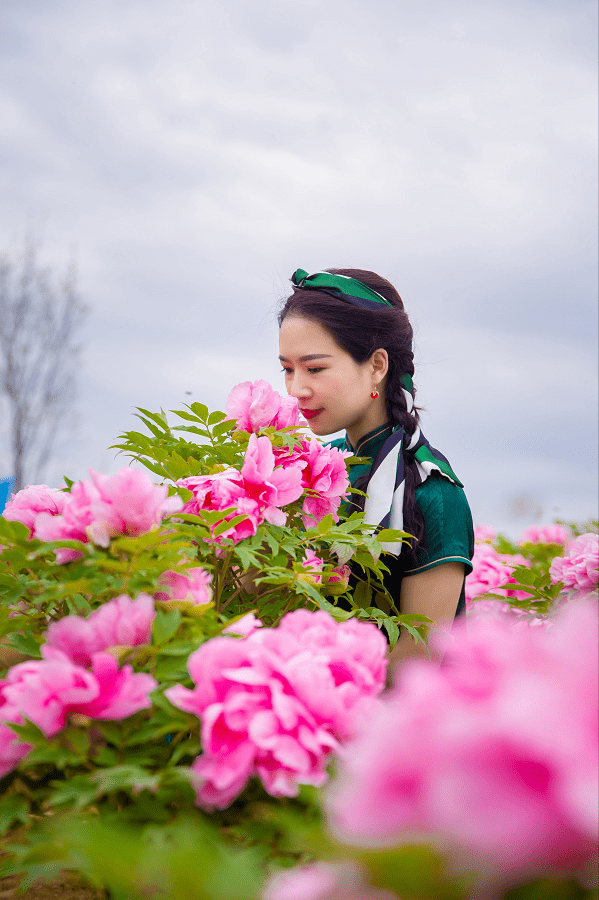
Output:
[166, 609, 387, 810]
[0, 379, 596, 900]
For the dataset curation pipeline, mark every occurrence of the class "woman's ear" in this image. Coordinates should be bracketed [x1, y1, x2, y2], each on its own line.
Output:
[371, 348, 389, 383]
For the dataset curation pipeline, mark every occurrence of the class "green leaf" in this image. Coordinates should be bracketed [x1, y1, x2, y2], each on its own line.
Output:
[376, 528, 411, 543]
[353, 580, 373, 609]
[207, 410, 226, 425]
[212, 418, 235, 437]
[152, 610, 182, 645]
[234, 546, 262, 570]
[171, 409, 205, 423]
[317, 514, 335, 535]
[47, 774, 99, 810]
[189, 401, 209, 420]
[136, 407, 170, 430]
[0, 795, 29, 836]
[213, 514, 248, 537]
[6, 632, 42, 658]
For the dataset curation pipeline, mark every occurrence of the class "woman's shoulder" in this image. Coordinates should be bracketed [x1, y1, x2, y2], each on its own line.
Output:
[407, 473, 474, 575]
[327, 437, 347, 451]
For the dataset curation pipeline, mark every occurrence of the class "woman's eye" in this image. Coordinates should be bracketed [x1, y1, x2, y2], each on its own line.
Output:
[307, 367, 324, 374]
[281, 367, 293, 375]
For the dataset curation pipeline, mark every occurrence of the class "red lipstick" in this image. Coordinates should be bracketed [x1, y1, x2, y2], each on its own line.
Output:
[300, 408, 323, 420]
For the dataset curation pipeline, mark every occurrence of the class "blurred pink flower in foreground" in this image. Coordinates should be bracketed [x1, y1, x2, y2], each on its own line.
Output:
[473, 525, 496, 543]
[155, 567, 213, 606]
[226, 380, 300, 432]
[3, 484, 67, 533]
[518, 524, 570, 546]
[326, 600, 599, 878]
[263, 862, 399, 900]
[165, 610, 387, 810]
[465, 543, 530, 603]
[45, 594, 156, 667]
[549, 533, 599, 593]
[0, 647, 156, 776]
[179, 434, 304, 543]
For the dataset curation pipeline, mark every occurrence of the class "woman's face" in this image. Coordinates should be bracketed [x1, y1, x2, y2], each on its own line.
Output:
[278, 315, 387, 444]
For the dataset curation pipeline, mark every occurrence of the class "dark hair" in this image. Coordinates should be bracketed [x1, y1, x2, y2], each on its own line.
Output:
[278, 268, 425, 563]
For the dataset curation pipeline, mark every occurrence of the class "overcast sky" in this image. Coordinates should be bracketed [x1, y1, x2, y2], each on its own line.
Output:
[0, 0, 597, 535]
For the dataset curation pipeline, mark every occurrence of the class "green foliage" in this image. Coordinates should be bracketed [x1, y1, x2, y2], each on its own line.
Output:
[2, 394, 593, 899]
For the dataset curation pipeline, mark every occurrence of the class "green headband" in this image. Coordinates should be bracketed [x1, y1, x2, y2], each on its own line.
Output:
[291, 268, 393, 311]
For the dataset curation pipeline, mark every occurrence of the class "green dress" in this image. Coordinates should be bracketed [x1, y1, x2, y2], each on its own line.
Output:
[329, 423, 474, 617]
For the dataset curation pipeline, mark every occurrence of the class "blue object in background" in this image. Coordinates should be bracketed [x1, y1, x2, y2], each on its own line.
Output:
[0, 478, 15, 515]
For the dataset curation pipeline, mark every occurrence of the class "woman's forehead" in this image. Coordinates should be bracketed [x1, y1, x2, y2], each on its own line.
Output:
[278, 315, 341, 359]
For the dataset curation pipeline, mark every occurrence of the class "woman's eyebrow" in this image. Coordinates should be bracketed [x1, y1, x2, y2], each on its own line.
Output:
[278, 354, 333, 362]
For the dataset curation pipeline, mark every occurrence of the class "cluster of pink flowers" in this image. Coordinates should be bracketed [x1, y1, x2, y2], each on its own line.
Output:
[263, 862, 398, 900]
[292, 438, 351, 527]
[225, 380, 300, 432]
[179, 430, 349, 543]
[154, 566, 213, 607]
[224, 379, 351, 528]
[272, 438, 350, 527]
[179, 434, 303, 543]
[465, 542, 530, 603]
[549, 533, 599, 596]
[165, 609, 388, 810]
[0, 594, 158, 778]
[518, 524, 571, 546]
[326, 600, 599, 877]
[3, 468, 182, 563]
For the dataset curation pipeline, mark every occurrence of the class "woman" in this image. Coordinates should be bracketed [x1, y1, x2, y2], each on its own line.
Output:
[278, 268, 474, 671]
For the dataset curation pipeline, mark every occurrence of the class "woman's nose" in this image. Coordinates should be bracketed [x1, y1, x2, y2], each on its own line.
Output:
[288, 372, 311, 399]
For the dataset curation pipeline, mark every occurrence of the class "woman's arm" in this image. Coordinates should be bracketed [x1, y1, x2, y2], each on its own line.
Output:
[387, 561, 465, 674]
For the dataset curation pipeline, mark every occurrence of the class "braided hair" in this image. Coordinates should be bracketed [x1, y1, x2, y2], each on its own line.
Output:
[278, 268, 425, 564]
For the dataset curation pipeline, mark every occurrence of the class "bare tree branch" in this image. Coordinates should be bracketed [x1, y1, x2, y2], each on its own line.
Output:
[0, 234, 88, 491]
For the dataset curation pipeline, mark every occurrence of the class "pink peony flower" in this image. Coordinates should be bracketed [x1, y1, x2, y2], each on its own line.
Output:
[3, 484, 67, 534]
[155, 567, 213, 606]
[34, 515, 87, 563]
[549, 533, 599, 593]
[326, 600, 599, 877]
[518, 524, 571, 546]
[226, 380, 300, 433]
[45, 594, 156, 668]
[165, 610, 387, 809]
[329, 564, 351, 589]
[262, 862, 399, 900]
[0, 683, 31, 778]
[32, 468, 182, 561]
[240, 434, 304, 524]
[300, 549, 324, 584]
[179, 435, 303, 544]
[473, 525, 496, 543]
[84, 467, 183, 547]
[275, 439, 350, 527]
[465, 544, 530, 603]
[1, 647, 156, 744]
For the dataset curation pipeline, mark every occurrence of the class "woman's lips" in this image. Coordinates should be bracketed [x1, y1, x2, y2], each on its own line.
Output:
[300, 408, 323, 420]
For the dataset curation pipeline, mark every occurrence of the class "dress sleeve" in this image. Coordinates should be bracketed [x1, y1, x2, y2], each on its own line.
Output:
[404, 474, 474, 576]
